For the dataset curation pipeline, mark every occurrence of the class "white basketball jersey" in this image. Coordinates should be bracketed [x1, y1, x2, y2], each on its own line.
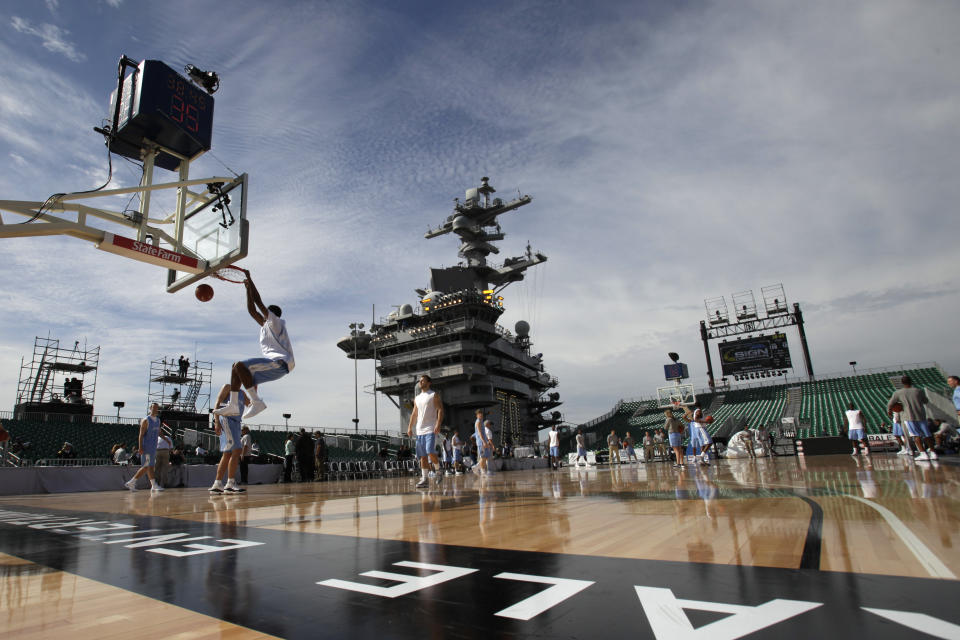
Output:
[260, 312, 295, 371]
[846, 409, 864, 431]
[414, 390, 439, 434]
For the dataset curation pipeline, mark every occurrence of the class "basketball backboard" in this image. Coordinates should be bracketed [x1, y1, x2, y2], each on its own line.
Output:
[166, 174, 248, 292]
[656, 383, 696, 409]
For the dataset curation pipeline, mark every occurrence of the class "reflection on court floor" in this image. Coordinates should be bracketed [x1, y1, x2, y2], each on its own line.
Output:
[1, 455, 959, 639]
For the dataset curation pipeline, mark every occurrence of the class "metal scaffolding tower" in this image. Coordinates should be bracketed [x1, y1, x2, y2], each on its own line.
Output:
[15, 336, 99, 411]
[146, 356, 212, 414]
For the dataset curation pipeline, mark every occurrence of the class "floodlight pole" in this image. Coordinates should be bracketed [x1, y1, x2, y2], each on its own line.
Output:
[794, 303, 814, 380]
[350, 322, 364, 433]
[372, 304, 378, 438]
[699, 321, 714, 385]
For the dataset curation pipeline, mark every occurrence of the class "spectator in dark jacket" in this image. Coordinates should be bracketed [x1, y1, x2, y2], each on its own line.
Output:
[296, 428, 315, 481]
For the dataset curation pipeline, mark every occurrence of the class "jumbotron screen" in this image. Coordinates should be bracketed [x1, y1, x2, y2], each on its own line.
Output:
[718, 333, 792, 375]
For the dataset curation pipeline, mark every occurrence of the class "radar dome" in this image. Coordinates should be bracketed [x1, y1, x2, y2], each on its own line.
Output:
[422, 291, 444, 303]
[515, 320, 530, 336]
[398, 303, 414, 318]
[452, 216, 471, 230]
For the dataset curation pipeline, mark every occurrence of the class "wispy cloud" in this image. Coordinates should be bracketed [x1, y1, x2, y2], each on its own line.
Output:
[9, 16, 85, 62]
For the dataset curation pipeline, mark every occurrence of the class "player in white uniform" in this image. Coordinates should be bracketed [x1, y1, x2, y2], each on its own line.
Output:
[210, 383, 248, 493]
[214, 271, 294, 420]
[124, 403, 164, 492]
[890, 411, 909, 455]
[451, 432, 464, 475]
[685, 404, 713, 466]
[844, 403, 870, 456]
[482, 420, 496, 476]
[441, 434, 454, 475]
[407, 375, 443, 489]
[548, 425, 561, 470]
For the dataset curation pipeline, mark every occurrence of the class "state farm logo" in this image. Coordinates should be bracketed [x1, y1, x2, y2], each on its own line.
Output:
[130, 240, 185, 264]
[97, 232, 203, 273]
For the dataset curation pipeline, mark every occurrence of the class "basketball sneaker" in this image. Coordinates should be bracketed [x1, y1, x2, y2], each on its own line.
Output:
[928, 450, 939, 460]
[914, 451, 930, 461]
[209, 482, 224, 494]
[224, 484, 246, 493]
[243, 399, 267, 419]
[150, 484, 164, 492]
[415, 478, 429, 489]
[124, 479, 138, 491]
[213, 402, 240, 417]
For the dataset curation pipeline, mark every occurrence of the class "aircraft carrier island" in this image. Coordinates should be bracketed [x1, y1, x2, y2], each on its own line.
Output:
[337, 177, 561, 447]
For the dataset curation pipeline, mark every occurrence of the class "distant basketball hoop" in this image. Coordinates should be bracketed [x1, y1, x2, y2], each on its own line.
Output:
[657, 383, 695, 409]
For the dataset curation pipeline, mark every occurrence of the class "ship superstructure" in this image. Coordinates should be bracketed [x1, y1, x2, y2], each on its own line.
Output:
[337, 177, 561, 446]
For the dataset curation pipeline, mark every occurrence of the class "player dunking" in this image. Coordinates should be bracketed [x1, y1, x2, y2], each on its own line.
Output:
[213, 270, 294, 420]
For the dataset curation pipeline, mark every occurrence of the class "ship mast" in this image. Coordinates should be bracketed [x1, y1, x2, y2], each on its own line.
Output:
[424, 177, 546, 291]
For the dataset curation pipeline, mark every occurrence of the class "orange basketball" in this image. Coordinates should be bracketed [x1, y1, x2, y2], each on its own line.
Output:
[890, 402, 903, 413]
[704, 415, 714, 424]
[0, 427, 9, 443]
[195, 283, 214, 302]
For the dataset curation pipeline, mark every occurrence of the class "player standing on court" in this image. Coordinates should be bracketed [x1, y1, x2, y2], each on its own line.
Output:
[214, 270, 294, 420]
[843, 403, 870, 457]
[664, 409, 685, 467]
[407, 375, 443, 489]
[575, 428, 588, 466]
[124, 403, 164, 492]
[210, 383, 248, 493]
[887, 375, 938, 461]
[451, 431, 464, 475]
[548, 425, 560, 470]
[685, 403, 713, 466]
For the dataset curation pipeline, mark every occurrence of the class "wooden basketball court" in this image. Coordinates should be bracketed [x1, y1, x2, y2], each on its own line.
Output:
[2, 454, 959, 638]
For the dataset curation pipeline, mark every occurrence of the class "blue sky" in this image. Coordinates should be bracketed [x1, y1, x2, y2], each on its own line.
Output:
[1, 0, 959, 433]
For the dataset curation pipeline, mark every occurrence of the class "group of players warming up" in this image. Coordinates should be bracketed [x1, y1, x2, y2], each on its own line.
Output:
[124, 269, 294, 493]
[124, 273, 944, 494]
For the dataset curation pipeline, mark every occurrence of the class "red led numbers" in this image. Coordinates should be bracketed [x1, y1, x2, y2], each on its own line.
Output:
[169, 94, 199, 132]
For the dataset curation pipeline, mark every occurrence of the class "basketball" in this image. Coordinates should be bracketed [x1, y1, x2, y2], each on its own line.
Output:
[704, 415, 714, 424]
[0, 427, 8, 443]
[890, 402, 903, 413]
[195, 283, 214, 302]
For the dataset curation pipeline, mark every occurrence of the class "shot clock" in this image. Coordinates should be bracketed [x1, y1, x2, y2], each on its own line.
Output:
[108, 60, 215, 171]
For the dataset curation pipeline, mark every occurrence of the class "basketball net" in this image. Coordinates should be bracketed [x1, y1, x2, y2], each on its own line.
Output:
[210, 265, 246, 283]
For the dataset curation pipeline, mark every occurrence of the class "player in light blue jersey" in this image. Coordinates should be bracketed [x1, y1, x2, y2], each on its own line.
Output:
[210, 383, 249, 493]
[124, 403, 163, 492]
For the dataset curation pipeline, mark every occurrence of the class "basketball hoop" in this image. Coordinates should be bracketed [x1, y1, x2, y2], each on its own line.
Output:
[209, 265, 247, 283]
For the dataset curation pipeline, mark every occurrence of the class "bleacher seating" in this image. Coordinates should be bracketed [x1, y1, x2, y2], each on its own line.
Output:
[1, 418, 141, 461]
[575, 366, 951, 444]
[705, 385, 787, 434]
[797, 366, 949, 438]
